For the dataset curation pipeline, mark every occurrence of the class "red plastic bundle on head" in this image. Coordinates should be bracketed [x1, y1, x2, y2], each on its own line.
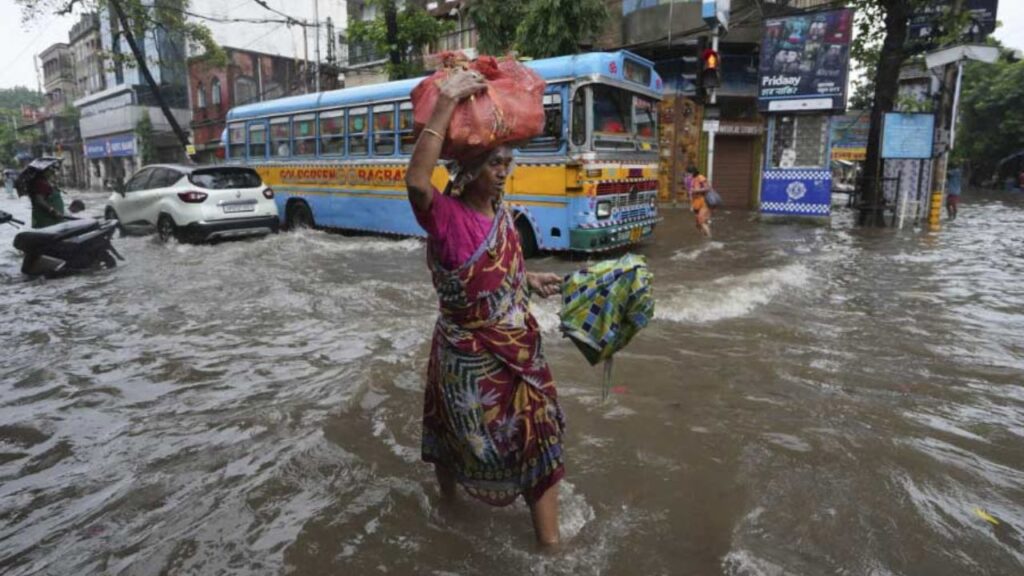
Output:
[411, 52, 546, 161]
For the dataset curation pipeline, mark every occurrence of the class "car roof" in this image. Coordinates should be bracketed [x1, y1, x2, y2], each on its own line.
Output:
[139, 164, 256, 174]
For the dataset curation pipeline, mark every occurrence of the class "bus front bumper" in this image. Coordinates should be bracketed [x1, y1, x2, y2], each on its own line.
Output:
[569, 219, 660, 251]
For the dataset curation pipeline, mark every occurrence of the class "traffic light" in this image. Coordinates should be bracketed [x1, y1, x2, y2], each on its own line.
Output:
[701, 48, 721, 90]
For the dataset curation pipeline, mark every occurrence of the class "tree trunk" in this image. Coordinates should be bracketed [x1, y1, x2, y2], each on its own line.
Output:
[859, 0, 912, 226]
[384, 0, 402, 78]
[109, 0, 191, 158]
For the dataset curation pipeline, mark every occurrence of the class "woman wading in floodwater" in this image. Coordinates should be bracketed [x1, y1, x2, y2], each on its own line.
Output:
[405, 69, 566, 547]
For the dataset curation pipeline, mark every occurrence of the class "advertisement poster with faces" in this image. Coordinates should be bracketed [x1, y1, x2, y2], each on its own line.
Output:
[758, 9, 854, 111]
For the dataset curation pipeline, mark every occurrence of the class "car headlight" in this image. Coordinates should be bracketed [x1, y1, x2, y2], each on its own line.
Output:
[596, 201, 611, 219]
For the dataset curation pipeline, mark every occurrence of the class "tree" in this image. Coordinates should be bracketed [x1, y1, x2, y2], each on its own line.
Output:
[849, 0, 981, 225]
[849, 0, 917, 226]
[954, 50, 1024, 184]
[16, 0, 225, 156]
[347, 0, 453, 80]
[466, 0, 526, 55]
[515, 0, 608, 59]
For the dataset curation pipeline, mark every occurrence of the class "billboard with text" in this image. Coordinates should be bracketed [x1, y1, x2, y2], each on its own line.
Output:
[758, 8, 854, 112]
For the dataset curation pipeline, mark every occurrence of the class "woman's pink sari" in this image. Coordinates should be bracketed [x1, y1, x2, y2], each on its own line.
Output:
[420, 204, 564, 506]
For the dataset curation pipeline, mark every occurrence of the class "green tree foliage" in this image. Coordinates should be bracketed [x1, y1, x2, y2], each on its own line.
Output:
[955, 52, 1024, 183]
[515, 0, 608, 59]
[0, 87, 45, 168]
[136, 111, 156, 164]
[466, 0, 526, 55]
[348, 0, 453, 80]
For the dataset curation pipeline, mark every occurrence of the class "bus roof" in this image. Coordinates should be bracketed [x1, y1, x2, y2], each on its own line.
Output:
[227, 50, 662, 122]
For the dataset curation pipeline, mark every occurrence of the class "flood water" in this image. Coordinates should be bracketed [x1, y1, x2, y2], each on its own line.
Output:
[1, 190, 1022, 575]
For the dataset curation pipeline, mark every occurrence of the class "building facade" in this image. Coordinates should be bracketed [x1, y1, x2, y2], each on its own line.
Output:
[37, 42, 87, 188]
[75, 1, 190, 189]
[70, 13, 107, 99]
[189, 48, 341, 164]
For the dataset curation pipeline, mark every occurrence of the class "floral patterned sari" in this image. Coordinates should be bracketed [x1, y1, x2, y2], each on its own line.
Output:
[421, 206, 565, 506]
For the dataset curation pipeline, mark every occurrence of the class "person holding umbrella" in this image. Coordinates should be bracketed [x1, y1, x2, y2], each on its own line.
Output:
[17, 158, 65, 228]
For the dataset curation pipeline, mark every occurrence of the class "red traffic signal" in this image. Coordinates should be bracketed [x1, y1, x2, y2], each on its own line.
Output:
[702, 49, 720, 70]
[701, 48, 721, 89]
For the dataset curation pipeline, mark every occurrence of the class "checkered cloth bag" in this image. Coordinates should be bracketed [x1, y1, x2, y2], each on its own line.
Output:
[559, 254, 654, 367]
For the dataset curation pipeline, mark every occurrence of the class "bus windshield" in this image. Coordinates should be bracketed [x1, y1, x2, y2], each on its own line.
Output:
[591, 85, 658, 151]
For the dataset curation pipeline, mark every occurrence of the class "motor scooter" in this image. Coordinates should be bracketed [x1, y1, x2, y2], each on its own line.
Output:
[1, 210, 123, 277]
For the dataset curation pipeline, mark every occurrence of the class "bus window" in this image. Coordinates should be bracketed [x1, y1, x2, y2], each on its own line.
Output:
[228, 123, 245, 159]
[248, 123, 267, 159]
[571, 90, 586, 147]
[293, 113, 316, 157]
[319, 110, 344, 155]
[398, 102, 415, 154]
[373, 104, 396, 156]
[270, 117, 290, 157]
[593, 85, 632, 135]
[348, 107, 368, 156]
[524, 92, 563, 151]
[634, 95, 657, 141]
[592, 85, 637, 151]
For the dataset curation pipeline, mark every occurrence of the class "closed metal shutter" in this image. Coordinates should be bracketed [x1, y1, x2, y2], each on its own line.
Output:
[712, 136, 756, 208]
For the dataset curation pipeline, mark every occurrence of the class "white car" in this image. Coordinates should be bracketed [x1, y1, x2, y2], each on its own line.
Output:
[104, 164, 279, 243]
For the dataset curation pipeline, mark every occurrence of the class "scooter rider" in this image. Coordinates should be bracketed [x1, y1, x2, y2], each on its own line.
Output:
[28, 166, 65, 228]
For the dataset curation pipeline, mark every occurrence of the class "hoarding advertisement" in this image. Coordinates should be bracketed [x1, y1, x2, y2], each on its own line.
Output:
[758, 8, 854, 112]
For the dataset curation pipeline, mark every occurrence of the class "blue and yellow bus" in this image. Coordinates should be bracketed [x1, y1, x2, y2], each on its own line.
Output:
[225, 50, 663, 254]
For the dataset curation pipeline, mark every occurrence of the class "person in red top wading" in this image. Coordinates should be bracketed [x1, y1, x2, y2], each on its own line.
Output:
[405, 69, 566, 548]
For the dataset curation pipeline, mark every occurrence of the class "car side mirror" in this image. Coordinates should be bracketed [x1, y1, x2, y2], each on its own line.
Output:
[115, 182, 126, 196]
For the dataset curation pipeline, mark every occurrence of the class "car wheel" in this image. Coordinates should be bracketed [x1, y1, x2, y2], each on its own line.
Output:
[514, 214, 538, 259]
[105, 207, 126, 238]
[157, 214, 177, 243]
[287, 201, 314, 230]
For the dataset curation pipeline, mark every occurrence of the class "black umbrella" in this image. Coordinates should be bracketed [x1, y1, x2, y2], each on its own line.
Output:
[14, 156, 61, 197]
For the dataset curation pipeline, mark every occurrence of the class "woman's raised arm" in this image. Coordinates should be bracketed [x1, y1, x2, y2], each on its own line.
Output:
[405, 71, 486, 212]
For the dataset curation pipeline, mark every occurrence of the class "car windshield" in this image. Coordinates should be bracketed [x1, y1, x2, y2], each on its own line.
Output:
[189, 168, 262, 189]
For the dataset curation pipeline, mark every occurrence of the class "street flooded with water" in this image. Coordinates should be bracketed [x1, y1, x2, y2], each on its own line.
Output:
[1, 191, 1022, 575]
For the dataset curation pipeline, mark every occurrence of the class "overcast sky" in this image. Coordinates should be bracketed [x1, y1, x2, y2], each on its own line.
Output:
[0, 1, 1021, 91]
[0, 0, 345, 91]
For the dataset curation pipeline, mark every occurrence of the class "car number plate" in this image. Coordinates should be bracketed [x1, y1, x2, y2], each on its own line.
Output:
[629, 227, 642, 242]
[223, 204, 255, 213]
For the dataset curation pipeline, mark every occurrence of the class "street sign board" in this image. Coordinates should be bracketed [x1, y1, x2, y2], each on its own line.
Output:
[909, 0, 998, 47]
[882, 113, 935, 159]
[757, 8, 855, 112]
[702, 0, 731, 31]
[831, 112, 871, 161]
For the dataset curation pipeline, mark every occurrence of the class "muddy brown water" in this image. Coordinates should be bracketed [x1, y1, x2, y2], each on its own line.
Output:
[1, 191, 1022, 575]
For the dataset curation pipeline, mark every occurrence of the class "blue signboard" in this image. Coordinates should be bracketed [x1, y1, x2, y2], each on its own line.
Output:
[702, 0, 731, 30]
[882, 113, 935, 159]
[758, 8, 854, 112]
[761, 169, 832, 217]
[85, 133, 136, 159]
[909, 0, 998, 46]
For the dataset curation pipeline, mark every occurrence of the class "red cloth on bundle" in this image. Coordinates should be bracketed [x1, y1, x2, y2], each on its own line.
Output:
[411, 53, 546, 161]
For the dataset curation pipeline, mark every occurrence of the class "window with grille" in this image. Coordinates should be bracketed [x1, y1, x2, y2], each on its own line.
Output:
[770, 114, 829, 169]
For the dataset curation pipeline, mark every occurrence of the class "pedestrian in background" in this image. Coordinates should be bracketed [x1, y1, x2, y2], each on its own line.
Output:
[947, 166, 963, 221]
[687, 165, 712, 237]
[28, 167, 65, 228]
[3, 170, 16, 199]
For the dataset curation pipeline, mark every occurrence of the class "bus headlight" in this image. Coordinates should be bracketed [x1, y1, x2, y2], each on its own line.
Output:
[596, 201, 611, 219]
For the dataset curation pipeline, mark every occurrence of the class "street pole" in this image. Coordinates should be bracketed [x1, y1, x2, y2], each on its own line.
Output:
[303, 22, 309, 94]
[927, 0, 965, 232]
[314, 0, 321, 93]
[706, 26, 719, 186]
